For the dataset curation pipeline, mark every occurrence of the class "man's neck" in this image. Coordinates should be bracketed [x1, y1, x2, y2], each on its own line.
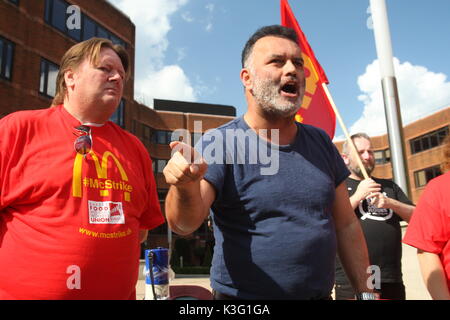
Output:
[243, 109, 298, 145]
[63, 99, 111, 124]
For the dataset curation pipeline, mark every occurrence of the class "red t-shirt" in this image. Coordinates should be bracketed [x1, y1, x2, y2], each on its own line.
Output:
[0, 105, 164, 299]
[403, 172, 450, 289]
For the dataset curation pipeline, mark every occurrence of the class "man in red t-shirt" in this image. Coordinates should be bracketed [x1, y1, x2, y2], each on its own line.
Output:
[403, 136, 450, 300]
[0, 38, 164, 299]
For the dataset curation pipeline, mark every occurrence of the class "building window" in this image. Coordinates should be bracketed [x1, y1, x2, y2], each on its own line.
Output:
[151, 130, 173, 145]
[0, 36, 14, 81]
[157, 159, 168, 173]
[414, 165, 442, 188]
[39, 59, 59, 98]
[110, 99, 125, 127]
[82, 15, 96, 41]
[410, 126, 449, 154]
[149, 130, 202, 145]
[44, 0, 126, 47]
[45, 0, 72, 36]
[157, 131, 169, 144]
[374, 148, 390, 165]
[143, 125, 152, 143]
[152, 159, 168, 173]
[191, 132, 203, 147]
[131, 120, 137, 134]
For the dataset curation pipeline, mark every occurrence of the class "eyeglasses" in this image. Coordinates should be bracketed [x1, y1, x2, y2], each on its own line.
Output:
[74, 125, 92, 155]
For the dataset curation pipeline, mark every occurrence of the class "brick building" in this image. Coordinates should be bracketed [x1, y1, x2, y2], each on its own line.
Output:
[0, 0, 134, 119]
[334, 106, 449, 203]
[0, 0, 235, 256]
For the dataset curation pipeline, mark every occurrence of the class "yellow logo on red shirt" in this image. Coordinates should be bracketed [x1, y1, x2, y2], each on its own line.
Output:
[72, 151, 132, 201]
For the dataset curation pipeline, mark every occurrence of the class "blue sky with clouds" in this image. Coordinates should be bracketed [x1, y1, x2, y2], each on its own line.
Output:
[108, 0, 450, 140]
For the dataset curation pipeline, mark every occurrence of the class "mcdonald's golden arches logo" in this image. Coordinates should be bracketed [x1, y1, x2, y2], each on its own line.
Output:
[72, 151, 132, 201]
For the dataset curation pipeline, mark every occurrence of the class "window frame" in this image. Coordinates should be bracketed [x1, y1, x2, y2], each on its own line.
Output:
[410, 126, 449, 154]
[39, 58, 60, 98]
[44, 0, 127, 47]
[109, 99, 125, 127]
[414, 165, 442, 188]
[374, 148, 391, 165]
[0, 36, 15, 81]
[152, 158, 168, 174]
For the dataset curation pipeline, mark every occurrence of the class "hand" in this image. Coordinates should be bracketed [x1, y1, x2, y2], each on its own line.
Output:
[163, 141, 208, 188]
[354, 179, 381, 202]
[367, 192, 390, 209]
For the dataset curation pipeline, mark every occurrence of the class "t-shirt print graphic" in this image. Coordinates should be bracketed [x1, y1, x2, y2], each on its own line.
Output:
[88, 200, 125, 224]
[358, 192, 393, 221]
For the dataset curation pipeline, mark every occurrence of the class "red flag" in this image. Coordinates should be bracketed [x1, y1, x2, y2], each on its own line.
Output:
[281, 0, 336, 138]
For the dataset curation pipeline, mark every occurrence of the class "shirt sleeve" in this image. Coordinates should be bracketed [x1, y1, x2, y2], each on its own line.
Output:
[403, 179, 449, 254]
[318, 128, 349, 187]
[331, 142, 350, 187]
[135, 139, 165, 230]
[393, 181, 414, 205]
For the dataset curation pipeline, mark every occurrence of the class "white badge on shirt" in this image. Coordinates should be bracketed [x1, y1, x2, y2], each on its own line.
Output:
[88, 200, 125, 224]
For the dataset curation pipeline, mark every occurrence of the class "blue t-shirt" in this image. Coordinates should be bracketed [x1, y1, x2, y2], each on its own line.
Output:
[196, 117, 349, 299]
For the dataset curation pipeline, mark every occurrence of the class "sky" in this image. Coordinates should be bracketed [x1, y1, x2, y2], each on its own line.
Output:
[107, 0, 450, 141]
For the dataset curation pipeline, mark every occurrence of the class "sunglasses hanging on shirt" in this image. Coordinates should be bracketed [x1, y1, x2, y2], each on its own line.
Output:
[73, 125, 92, 156]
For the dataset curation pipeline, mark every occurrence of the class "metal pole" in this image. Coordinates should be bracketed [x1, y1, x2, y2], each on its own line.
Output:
[369, 0, 410, 197]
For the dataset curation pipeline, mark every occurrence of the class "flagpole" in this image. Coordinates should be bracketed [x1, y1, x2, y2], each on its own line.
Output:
[321, 83, 369, 179]
[369, 0, 410, 196]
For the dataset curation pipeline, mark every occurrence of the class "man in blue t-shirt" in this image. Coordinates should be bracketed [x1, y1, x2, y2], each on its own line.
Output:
[163, 25, 375, 300]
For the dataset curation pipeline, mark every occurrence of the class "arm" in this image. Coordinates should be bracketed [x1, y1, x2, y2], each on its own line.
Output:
[333, 182, 373, 294]
[163, 141, 214, 236]
[417, 249, 450, 300]
[371, 194, 414, 222]
[349, 179, 381, 210]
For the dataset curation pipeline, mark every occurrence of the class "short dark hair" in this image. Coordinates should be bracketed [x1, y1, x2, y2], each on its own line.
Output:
[241, 25, 299, 68]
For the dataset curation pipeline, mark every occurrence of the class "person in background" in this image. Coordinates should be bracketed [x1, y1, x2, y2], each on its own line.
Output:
[335, 133, 415, 300]
[0, 38, 164, 299]
[403, 135, 450, 300]
[163, 25, 375, 300]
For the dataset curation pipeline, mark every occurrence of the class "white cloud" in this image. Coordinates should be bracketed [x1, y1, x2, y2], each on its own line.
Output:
[204, 3, 215, 32]
[181, 11, 194, 23]
[349, 58, 450, 137]
[176, 47, 187, 62]
[108, 0, 197, 107]
[136, 65, 196, 107]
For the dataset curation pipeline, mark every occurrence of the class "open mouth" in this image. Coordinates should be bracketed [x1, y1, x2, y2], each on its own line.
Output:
[280, 82, 298, 96]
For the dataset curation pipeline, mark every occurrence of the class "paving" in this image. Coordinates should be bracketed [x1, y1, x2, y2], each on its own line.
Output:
[137, 226, 431, 300]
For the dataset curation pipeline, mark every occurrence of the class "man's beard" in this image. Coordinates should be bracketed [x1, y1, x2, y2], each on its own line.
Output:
[251, 74, 303, 118]
[349, 161, 375, 179]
